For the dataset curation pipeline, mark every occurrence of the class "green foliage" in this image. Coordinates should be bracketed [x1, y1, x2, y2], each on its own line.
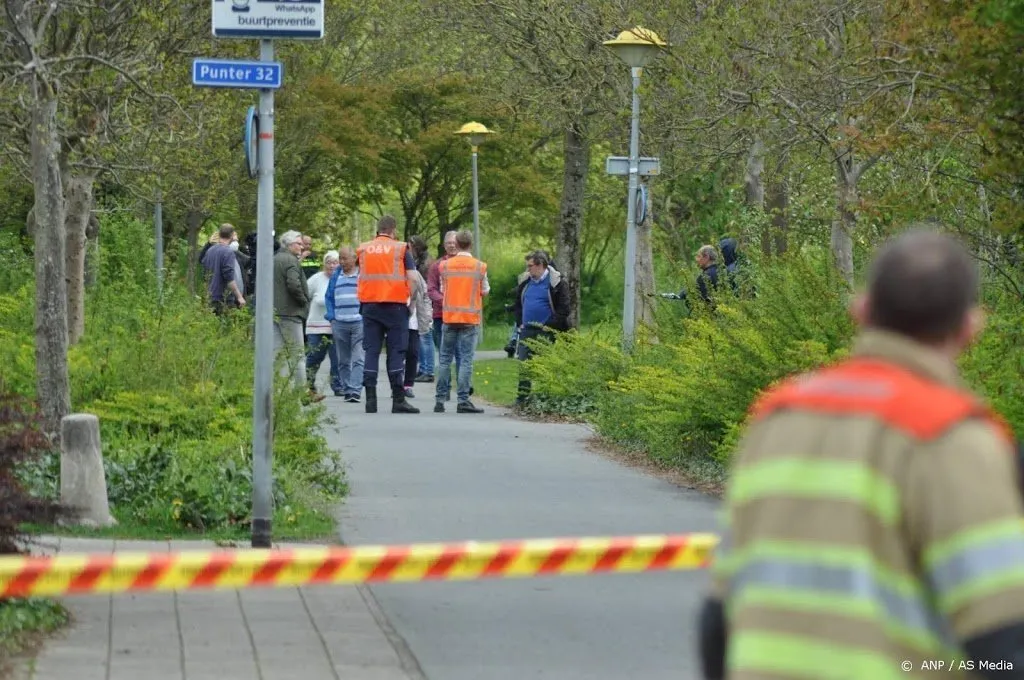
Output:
[961, 287, 1024, 438]
[0, 598, 67, 658]
[522, 250, 855, 479]
[520, 325, 631, 417]
[524, 241, 1024, 485]
[8, 215, 346, 534]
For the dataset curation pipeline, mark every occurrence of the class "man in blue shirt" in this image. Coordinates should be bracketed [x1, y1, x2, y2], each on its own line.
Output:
[200, 224, 246, 315]
[511, 250, 571, 406]
[325, 246, 365, 403]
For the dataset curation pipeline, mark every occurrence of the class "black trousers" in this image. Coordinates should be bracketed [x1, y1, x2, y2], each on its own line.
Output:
[516, 325, 554, 400]
[404, 330, 422, 387]
[361, 303, 409, 395]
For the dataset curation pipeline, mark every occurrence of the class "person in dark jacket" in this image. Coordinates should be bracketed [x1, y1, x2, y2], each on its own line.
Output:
[511, 249, 571, 405]
[200, 224, 245, 315]
[694, 244, 721, 305]
[719, 237, 740, 295]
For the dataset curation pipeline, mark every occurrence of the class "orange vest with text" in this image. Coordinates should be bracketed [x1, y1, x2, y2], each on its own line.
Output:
[439, 254, 486, 325]
[751, 357, 1013, 444]
[356, 235, 410, 304]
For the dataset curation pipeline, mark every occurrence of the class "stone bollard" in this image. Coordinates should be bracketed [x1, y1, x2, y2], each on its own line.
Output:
[60, 413, 117, 528]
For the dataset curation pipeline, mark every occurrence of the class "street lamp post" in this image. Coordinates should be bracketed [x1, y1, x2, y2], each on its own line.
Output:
[603, 27, 666, 351]
[454, 122, 494, 259]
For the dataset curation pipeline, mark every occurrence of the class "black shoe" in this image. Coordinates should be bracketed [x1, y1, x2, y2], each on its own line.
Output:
[414, 374, 434, 383]
[345, 394, 360, 403]
[433, 402, 445, 413]
[333, 391, 344, 397]
[457, 401, 484, 414]
[392, 398, 420, 414]
[365, 387, 377, 413]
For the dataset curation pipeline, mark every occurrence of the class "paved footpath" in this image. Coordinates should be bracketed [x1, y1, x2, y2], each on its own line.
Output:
[330, 356, 721, 680]
[14, 537, 422, 680]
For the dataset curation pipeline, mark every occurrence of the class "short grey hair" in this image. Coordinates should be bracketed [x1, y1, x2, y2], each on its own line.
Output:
[525, 250, 550, 267]
[279, 230, 302, 248]
[698, 245, 717, 262]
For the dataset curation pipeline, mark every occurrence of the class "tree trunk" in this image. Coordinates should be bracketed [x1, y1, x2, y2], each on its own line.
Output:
[555, 119, 588, 329]
[64, 170, 98, 345]
[634, 180, 656, 332]
[30, 78, 71, 433]
[185, 208, 205, 296]
[831, 164, 857, 286]
[84, 213, 100, 288]
[766, 173, 789, 256]
[744, 138, 765, 211]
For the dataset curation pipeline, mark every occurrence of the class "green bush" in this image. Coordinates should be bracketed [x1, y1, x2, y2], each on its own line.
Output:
[961, 286, 1024, 438]
[7, 214, 346, 533]
[523, 249, 855, 480]
[524, 243, 1024, 483]
[519, 325, 630, 417]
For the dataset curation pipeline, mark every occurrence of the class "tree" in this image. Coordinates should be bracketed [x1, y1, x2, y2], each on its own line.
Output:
[424, 0, 641, 328]
[308, 73, 555, 247]
[1, 0, 208, 429]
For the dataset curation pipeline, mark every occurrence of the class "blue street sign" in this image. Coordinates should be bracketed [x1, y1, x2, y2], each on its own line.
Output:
[192, 59, 283, 89]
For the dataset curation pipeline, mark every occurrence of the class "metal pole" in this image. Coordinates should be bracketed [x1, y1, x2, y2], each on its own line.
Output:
[252, 38, 275, 549]
[622, 66, 642, 351]
[471, 147, 480, 259]
[471, 146, 483, 346]
[154, 194, 164, 298]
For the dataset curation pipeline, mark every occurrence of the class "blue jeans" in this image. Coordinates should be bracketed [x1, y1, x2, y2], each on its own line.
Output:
[331, 319, 365, 397]
[418, 332, 435, 376]
[435, 324, 478, 404]
[432, 321, 462, 379]
[306, 333, 340, 393]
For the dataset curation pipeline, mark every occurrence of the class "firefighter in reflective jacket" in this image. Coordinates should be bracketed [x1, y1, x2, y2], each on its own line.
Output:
[699, 228, 1024, 680]
[356, 215, 420, 414]
[433, 230, 489, 413]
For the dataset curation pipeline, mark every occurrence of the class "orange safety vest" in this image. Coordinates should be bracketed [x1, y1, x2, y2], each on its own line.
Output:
[356, 235, 410, 304]
[750, 357, 1013, 443]
[440, 254, 486, 325]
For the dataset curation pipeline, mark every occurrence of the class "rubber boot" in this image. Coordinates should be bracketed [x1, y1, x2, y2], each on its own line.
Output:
[391, 385, 420, 414]
[365, 386, 377, 414]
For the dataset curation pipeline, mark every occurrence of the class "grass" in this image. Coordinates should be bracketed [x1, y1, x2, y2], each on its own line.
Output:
[472, 358, 522, 407]
[478, 321, 516, 350]
[22, 505, 338, 544]
[0, 598, 68, 665]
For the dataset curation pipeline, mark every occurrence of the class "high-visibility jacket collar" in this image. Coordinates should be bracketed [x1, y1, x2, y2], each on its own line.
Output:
[851, 329, 964, 390]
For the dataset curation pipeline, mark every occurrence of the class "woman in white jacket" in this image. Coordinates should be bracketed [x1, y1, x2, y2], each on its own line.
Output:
[305, 251, 341, 396]
[403, 268, 433, 398]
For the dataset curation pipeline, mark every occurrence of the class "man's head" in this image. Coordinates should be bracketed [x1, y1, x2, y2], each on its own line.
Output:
[338, 246, 356, 273]
[525, 250, 550, 280]
[301, 234, 313, 250]
[280, 230, 304, 256]
[218, 223, 236, 244]
[377, 215, 398, 236]
[455, 230, 473, 252]
[851, 227, 983, 354]
[696, 245, 717, 269]
[443, 230, 458, 256]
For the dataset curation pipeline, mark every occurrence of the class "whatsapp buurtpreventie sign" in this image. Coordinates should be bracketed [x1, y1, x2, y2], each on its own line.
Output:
[212, 0, 323, 40]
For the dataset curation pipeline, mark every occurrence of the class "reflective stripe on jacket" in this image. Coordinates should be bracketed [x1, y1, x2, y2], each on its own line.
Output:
[713, 332, 1024, 680]
[440, 254, 486, 325]
[356, 236, 409, 304]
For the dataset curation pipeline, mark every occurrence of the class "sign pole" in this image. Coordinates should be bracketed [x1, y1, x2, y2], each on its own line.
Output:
[251, 37, 275, 549]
